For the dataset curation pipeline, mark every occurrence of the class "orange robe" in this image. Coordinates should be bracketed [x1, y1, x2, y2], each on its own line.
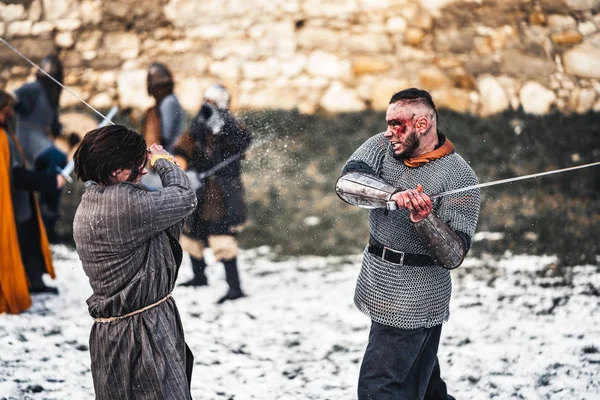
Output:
[0, 127, 55, 314]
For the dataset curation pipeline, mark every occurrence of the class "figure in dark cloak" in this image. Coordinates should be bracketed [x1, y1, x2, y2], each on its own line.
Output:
[72, 125, 197, 399]
[13, 54, 67, 244]
[173, 84, 252, 304]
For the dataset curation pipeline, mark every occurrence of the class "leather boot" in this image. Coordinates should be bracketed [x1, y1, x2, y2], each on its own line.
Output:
[179, 257, 208, 287]
[217, 258, 245, 304]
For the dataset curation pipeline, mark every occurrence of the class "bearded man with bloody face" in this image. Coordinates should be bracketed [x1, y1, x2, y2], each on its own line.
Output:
[338, 88, 480, 399]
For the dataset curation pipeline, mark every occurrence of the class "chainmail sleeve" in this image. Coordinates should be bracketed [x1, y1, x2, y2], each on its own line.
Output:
[342, 133, 388, 175]
[433, 154, 481, 239]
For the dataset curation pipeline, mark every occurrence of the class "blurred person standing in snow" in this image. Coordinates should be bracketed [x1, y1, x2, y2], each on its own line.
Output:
[140, 62, 186, 190]
[173, 84, 252, 304]
[0, 91, 63, 311]
[142, 62, 186, 152]
[13, 54, 67, 244]
[72, 126, 197, 399]
[338, 88, 480, 399]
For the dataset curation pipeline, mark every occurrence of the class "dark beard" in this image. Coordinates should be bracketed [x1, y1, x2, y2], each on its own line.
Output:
[392, 131, 420, 160]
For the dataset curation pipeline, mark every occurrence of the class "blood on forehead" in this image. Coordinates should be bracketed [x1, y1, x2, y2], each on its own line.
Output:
[386, 100, 434, 125]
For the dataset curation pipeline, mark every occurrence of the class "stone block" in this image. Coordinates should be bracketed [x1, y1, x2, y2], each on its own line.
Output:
[28, 0, 43, 21]
[55, 19, 82, 31]
[420, 0, 460, 13]
[568, 88, 596, 113]
[89, 92, 115, 110]
[370, 78, 409, 110]
[563, 38, 600, 79]
[209, 58, 241, 79]
[55, 32, 74, 48]
[187, 24, 227, 40]
[1, 4, 26, 21]
[6, 20, 32, 37]
[80, 0, 102, 25]
[500, 50, 556, 79]
[529, 12, 547, 26]
[386, 16, 407, 33]
[31, 22, 54, 36]
[239, 86, 299, 110]
[547, 14, 577, 30]
[103, 33, 140, 59]
[280, 55, 307, 77]
[477, 75, 510, 116]
[302, 0, 360, 17]
[297, 28, 341, 52]
[351, 57, 391, 75]
[175, 77, 214, 112]
[419, 66, 449, 90]
[342, 33, 393, 54]
[243, 60, 280, 80]
[320, 81, 365, 113]
[76, 31, 103, 52]
[307, 51, 350, 79]
[117, 69, 153, 110]
[405, 27, 425, 47]
[42, 0, 79, 20]
[164, 0, 226, 28]
[551, 30, 583, 45]
[543, 0, 600, 12]
[431, 88, 471, 113]
[519, 81, 556, 115]
[434, 28, 474, 53]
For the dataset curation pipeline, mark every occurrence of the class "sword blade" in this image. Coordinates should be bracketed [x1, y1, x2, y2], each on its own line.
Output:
[430, 161, 600, 199]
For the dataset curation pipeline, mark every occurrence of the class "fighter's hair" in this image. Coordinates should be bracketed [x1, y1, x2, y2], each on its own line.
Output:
[389, 88, 438, 122]
[73, 125, 147, 185]
[0, 90, 14, 110]
[147, 62, 174, 96]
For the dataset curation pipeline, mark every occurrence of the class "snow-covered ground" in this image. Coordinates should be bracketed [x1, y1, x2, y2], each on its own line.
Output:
[1, 245, 599, 400]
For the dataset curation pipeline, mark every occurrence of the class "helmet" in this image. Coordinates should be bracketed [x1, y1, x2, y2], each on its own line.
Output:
[203, 84, 230, 110]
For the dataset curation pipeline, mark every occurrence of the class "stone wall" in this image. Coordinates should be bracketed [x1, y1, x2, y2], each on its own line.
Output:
[1, 0, 600, 115]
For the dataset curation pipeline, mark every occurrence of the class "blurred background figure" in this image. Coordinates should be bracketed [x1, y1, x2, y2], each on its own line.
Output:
[140, 62, 186, 190]
[174, 84, 252, 304]
[13, 54, 67, 243]
[142, 62, 185, 152]
[0, 90, 64, 306]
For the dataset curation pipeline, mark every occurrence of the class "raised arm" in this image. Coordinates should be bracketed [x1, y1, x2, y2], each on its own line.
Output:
[341, 133, 388, 177]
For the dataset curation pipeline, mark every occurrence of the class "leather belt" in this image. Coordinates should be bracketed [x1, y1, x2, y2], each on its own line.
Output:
[368, 240, 434, 266]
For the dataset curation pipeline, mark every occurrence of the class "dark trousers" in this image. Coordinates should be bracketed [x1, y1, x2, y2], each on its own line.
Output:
[358, 321, 453, 400]
[17, 217, 46, 290]
[34, 146, 67, 242]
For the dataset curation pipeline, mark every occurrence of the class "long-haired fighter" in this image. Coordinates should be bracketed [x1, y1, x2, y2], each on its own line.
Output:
[73, 125, 197, 399]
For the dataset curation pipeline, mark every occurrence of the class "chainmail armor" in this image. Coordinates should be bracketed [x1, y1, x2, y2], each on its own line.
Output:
[345, 132, 480, 329]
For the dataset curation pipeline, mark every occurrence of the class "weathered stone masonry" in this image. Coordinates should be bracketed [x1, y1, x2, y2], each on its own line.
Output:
[1, 0, 600, 115]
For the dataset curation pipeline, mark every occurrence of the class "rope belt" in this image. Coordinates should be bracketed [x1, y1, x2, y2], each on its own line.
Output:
[93, 293, 172, 323]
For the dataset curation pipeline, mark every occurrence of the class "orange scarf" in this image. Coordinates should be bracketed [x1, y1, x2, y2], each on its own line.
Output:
[0, 127, 55, 314]
[403, 137, 455, 168]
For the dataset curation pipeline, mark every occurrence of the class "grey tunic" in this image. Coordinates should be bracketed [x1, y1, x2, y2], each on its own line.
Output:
[73, 159, 197, 400]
